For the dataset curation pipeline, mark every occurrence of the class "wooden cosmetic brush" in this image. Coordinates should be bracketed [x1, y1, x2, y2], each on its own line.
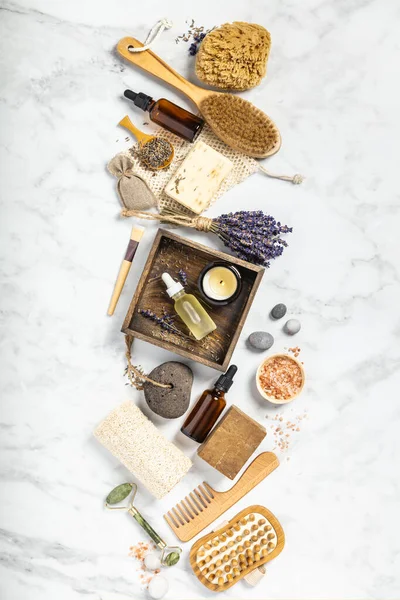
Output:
[117, 37, 281, 159]
[107, 226, 145, 316]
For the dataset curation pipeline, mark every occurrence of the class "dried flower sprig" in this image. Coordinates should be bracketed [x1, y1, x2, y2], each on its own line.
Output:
[138, 308, 188, 338]
[189, 32, 207, 55]
[122, 209, 293, 268]
[210, 211, 292, 267]
[173, 19, 212, 54]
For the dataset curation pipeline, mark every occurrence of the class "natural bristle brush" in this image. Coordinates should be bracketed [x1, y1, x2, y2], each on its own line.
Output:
[105, 483, 182, 566]
[117, 37, 281, 158]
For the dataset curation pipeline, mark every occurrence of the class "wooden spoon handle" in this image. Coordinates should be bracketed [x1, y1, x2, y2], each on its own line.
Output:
[117, 37, 208, 106]
[215, 452, 280, 510]
[118, 115, 152, 144]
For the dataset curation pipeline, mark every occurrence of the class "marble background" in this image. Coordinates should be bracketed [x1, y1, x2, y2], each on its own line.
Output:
[1, 1, 400, 599]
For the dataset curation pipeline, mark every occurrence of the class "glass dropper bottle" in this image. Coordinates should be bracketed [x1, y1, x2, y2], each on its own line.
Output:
[124, 90, 204, 142]
[181, 365, 238, 443]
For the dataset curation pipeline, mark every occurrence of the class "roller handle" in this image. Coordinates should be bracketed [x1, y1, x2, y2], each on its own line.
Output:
[130, 509, 165, 549]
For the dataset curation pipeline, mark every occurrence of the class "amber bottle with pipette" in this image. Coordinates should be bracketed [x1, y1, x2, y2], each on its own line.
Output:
[124, 90, 204, 142]
[181, 365, 238, 443]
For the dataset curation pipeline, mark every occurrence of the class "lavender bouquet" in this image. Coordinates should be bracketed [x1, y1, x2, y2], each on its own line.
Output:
[121, 209, 292, 268]
[207, 211, 292, 267]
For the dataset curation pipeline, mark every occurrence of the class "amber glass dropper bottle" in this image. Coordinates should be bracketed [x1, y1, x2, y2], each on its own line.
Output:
[124, 90, 204, 142]
[181, 365, 238, 443]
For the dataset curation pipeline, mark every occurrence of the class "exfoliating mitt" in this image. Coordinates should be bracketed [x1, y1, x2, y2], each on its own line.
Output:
[195, 22, 271, 91]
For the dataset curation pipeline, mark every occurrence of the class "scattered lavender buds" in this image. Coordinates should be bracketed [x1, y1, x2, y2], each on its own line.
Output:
[207, 210, 293, 268]
[174, 19, 211, 54]
[140, 138, 173, 169]
[178, 269, 188, 286]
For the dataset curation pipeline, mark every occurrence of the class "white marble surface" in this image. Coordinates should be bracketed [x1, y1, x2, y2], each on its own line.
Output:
[1, 1, 400, 599]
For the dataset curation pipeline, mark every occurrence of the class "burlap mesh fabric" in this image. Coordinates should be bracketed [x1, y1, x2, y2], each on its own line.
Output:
[116, 123, 259, 216]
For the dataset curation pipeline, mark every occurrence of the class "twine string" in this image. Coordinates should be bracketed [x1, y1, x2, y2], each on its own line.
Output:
[258, 164, 304, 185]
[128, 19, 173, 53]
[125, 335, 172, 389]
[121, 209, 214, 232]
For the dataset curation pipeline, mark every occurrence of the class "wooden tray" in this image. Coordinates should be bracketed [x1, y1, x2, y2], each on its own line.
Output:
[122, 229, 264, 371]
[189, 505, 285, 592]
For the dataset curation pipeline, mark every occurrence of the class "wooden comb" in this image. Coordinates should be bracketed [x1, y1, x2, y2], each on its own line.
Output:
[164, 452, 279, 542]
[117, 37, 281, 158]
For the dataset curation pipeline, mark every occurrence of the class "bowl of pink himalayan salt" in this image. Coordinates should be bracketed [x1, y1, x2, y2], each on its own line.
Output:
[256, 354, 305, 404]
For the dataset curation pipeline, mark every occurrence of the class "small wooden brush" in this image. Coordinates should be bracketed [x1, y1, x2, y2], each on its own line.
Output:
[117, 38, 281, 158]
[107, 226, 145, 316]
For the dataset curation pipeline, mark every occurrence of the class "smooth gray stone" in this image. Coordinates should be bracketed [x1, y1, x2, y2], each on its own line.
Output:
[271, 303, 287, 319]
[144, 362, 193, 419]
[284, 319, 301, 335]
[248, 331, 274, 351]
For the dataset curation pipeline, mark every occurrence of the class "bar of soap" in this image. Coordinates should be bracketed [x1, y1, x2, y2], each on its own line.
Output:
[94, 402, 192, 498]
[197, 405, 266, 479]
[164, 140, 233, 214]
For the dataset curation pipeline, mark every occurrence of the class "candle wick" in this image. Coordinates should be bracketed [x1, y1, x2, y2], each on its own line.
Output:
[220, 280, 224, 286]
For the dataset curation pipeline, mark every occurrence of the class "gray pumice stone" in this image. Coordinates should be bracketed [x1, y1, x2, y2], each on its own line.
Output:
[144, 362, 193, 418]
[248, 331, 274, 351]
[284, 319, 301, 335]
[271, 303, 287, 319]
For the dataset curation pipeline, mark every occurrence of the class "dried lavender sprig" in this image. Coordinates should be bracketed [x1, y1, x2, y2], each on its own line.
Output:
[138, 309, 187, 337]
[209, 210, 292, 268]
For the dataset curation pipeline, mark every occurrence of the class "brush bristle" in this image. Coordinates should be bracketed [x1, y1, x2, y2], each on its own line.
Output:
[199, 94, 280, 158]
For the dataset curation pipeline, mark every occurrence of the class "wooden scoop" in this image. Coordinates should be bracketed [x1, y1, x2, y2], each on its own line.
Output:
[118, 115, 174, 169]
[117, 38, 281, 158]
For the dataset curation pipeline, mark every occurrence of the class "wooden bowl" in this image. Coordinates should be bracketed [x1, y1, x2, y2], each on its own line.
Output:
[256, 353, 305, 405]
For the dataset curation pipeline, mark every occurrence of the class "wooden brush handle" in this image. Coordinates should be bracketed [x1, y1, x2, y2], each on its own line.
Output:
[214, 452, 279, 509]
[117, 37, 209, 106]
[107, 260, 131, 316]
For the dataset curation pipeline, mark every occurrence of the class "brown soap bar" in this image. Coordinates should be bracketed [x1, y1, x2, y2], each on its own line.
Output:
[197, 405, 266, 479]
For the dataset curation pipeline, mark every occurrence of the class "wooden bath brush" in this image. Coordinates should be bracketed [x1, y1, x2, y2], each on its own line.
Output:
[117, 37, 281, 158]
[190, 505, 285, 592]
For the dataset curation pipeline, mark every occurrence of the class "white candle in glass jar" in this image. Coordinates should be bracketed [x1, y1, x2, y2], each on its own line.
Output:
[201, 266, 239, 301]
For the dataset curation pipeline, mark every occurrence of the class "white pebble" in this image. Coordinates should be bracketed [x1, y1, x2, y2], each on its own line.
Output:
[144, 553, 162, 571]
[148, 574, 169, 599]
[284, 319, 301, 335]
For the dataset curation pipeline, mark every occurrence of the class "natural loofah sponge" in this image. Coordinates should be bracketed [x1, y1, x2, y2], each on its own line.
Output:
[195, 22, 271, 91]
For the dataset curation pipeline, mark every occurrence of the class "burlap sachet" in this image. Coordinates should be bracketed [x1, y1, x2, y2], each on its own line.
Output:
[107, 154, 157, 211]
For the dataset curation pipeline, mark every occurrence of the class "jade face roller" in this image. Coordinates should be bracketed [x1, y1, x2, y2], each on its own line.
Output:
[105, 483, 182, 566]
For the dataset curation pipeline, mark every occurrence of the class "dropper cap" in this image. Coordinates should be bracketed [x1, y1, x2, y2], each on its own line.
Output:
[124, 90, 153, 112]
[214, 365, 238, 392]
[162, 273, 184, 298]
